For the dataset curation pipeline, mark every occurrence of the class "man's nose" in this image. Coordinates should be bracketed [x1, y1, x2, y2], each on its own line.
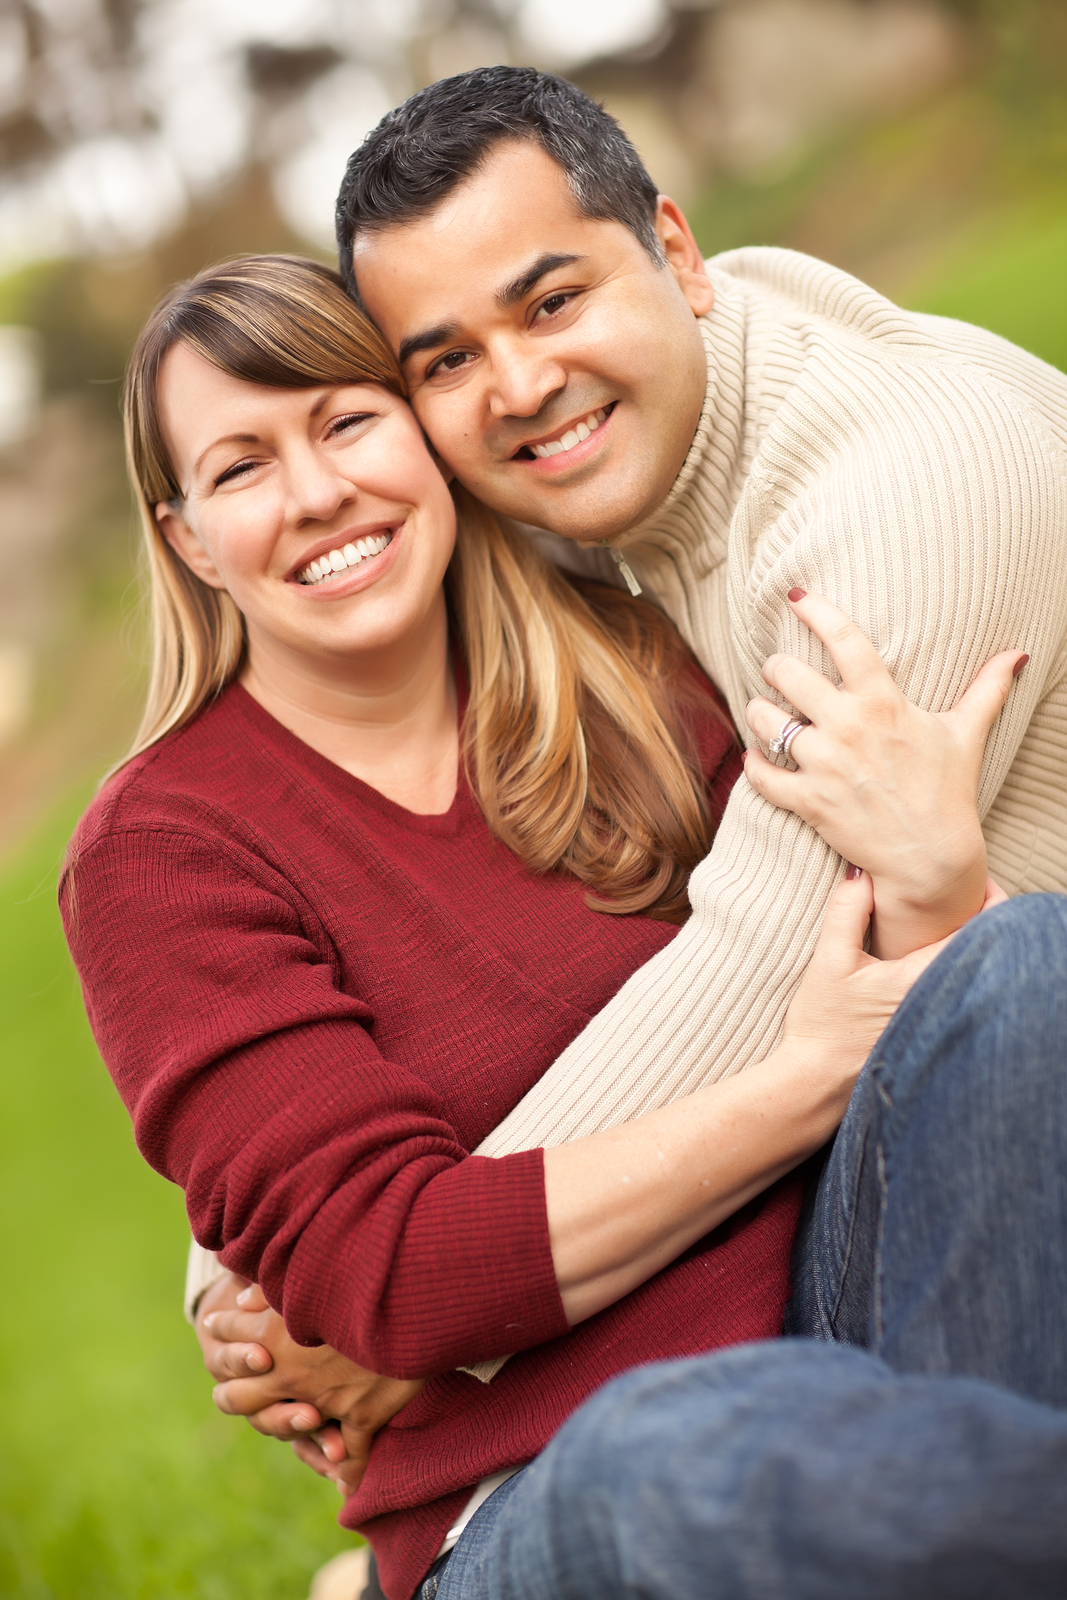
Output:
[485, 341, 567, 421]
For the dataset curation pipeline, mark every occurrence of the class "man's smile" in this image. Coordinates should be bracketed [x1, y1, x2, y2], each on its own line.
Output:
[510, 403, 616, 471]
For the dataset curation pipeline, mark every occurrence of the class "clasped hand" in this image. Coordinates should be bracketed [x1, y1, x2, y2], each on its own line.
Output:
[743, 590, 1026, 958]
[197, 1274, 425, 1495]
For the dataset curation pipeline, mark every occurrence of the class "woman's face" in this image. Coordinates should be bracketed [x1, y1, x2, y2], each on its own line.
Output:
[155, 342, 456, 670]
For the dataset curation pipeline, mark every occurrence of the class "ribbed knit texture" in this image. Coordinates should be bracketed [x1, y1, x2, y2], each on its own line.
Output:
[62, 668, 803, 1600]
[475, 247, 1067, 1164]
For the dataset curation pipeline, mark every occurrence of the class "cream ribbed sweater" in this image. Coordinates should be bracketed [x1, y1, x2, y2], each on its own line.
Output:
[185, 249, 1067, 1344]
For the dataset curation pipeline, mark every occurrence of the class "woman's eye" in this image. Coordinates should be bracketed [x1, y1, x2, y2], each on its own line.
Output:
[329, 412, 373, 437]
[214, 459, 257, 487]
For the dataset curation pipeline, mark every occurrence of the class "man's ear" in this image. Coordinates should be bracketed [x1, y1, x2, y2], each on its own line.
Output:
[655, 197, 715, 318]
[155, 504, 228, 590]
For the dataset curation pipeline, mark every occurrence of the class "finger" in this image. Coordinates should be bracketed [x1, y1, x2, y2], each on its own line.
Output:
[950, 651, 1028, 745]
[292, 1437, 340, 1481]
[244, 1401, 323, 1439]
[813, 868, 874, 968]
[213, 1375, 296, 1417]
[742, 745, 808, 815]
[745, 697, 812, 760]
[203, 1339, 273, 1382]
[236, 1283, 269, 1312]
[202, 1309, 273, 1344]
[785, 589, 900, 697]
[312, 1422, 348, 1464]
[982, 876, 1009, 911]
[760, 652, 843, 726]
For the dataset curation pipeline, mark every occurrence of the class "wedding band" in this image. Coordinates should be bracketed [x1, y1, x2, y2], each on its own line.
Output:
[768, 716, 807, 759]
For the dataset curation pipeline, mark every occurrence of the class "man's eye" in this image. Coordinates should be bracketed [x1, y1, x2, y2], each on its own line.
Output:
[536, 293, 571, 320]
[430, 351, 473, 377]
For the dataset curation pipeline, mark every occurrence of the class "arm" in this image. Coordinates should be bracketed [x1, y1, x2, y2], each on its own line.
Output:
[475, 418, 1067, 1160]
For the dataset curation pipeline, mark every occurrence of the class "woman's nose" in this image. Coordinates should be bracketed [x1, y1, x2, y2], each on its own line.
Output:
[285, 449, 353, 524]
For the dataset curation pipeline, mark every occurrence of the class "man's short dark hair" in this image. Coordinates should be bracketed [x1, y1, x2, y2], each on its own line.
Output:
[335, 66, 665, 296]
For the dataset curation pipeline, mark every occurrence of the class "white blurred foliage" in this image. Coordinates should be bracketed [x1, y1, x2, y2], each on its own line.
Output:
[519, 0, 668, 66]
[0, 640, 32, 747]
[0, 0, 683, 270]
[273, 65, 393, 247]
[0, 327, 41, 447]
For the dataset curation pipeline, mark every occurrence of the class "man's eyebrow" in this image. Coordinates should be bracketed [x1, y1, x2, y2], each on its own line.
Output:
[497, 252, 584, 308]
[398, 322, 461, 368]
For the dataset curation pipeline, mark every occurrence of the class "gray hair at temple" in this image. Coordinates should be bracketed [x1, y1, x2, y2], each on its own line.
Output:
[334, 66, 666, 298]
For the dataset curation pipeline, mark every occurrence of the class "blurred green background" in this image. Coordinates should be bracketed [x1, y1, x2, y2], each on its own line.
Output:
[0, 0, 1065, 1595]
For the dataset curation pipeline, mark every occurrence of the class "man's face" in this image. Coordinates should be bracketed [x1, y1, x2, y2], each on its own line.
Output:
[352, 140, 714, 542]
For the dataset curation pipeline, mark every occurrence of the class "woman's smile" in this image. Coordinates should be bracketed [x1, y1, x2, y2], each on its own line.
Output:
[295, 526, 396, 588]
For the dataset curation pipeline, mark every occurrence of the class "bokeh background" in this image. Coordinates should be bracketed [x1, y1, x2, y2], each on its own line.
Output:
[1, 1, 1064, 1595]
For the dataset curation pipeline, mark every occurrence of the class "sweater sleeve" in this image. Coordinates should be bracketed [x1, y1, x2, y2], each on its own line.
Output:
[476, 371, 1067, 1157]
[61, 827, 568, 1376]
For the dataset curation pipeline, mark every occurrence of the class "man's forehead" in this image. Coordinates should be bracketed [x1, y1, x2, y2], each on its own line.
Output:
[350, 141, 623, 340]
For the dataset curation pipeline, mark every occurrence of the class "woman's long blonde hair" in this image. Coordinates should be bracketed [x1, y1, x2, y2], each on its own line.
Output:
[122, 255, 726, 920]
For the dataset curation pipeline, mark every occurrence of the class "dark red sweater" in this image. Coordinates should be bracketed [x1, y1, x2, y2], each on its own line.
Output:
[61, 677, 801, 1600]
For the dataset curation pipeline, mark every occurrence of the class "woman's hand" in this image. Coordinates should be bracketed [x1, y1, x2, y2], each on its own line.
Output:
[195, 1279, 426, 1495]
[743, 590, 1026, 959]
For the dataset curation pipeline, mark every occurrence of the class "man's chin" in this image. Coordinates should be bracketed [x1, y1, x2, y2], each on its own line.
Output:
[463, 469, 659, 545]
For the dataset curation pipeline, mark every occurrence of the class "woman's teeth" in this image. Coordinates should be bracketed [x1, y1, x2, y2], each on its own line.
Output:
[533, 408, 608, 460]
[298, 532, 392, 586]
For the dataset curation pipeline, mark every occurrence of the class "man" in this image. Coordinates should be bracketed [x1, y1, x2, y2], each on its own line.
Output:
[332, 65, 1067, 1158]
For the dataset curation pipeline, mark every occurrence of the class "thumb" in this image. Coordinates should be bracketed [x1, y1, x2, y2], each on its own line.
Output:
[236, 1282, 269, 1312]
[812, 867, 874, 970]
[951, 651, 1027, 746]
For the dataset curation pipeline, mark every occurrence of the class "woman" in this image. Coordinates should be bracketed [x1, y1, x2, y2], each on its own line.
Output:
[62, 255, 1036, 1600]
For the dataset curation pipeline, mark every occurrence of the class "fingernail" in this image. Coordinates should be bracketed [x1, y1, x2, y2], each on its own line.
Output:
[788, 587, 807, 602]
[247, 1349, 269, 1372]
[845, 862, 861, 880]
[1012, 654, 1029, 678]
[236, 1287, 252, 1306]
[740, 748, 748, 763]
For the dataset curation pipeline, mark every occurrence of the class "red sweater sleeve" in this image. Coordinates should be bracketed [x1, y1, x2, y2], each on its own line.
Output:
[61, 825, 568, 1376]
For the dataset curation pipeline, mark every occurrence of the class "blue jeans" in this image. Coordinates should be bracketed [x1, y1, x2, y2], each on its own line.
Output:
[425, 896, 1067, 1599]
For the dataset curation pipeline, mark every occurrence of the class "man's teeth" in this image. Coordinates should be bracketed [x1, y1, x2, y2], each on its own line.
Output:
[299, 532, 392, 586]
[533, 409, 608, 460]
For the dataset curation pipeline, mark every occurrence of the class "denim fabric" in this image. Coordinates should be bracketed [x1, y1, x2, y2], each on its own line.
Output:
[427, 895, 1067, 1598]
[786, 894, 1067, 1403]
[436, 1342, 1067, 1600]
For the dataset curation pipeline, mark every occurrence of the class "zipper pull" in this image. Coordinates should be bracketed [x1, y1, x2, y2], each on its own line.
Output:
[609, 547, 643, 596]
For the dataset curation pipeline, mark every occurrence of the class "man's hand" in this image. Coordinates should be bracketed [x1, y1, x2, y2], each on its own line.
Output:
[195, 1278, 426, 1495]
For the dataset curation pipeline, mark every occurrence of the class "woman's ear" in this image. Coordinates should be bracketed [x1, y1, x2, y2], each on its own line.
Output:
[155, 503, 227, 589]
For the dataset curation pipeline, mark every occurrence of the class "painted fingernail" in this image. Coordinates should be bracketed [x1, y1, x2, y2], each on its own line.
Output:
[788, 587, 807, 602]
[1012, 654, 1029, 678]
[845, 862, 861, 880]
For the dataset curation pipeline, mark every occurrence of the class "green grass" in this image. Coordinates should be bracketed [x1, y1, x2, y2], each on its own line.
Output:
[907, 207, 1067, 373]
[0, 793, 358, 1599]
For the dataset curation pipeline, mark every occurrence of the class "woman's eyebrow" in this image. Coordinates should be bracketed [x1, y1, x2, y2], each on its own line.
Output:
[193, 433, 258, 473]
